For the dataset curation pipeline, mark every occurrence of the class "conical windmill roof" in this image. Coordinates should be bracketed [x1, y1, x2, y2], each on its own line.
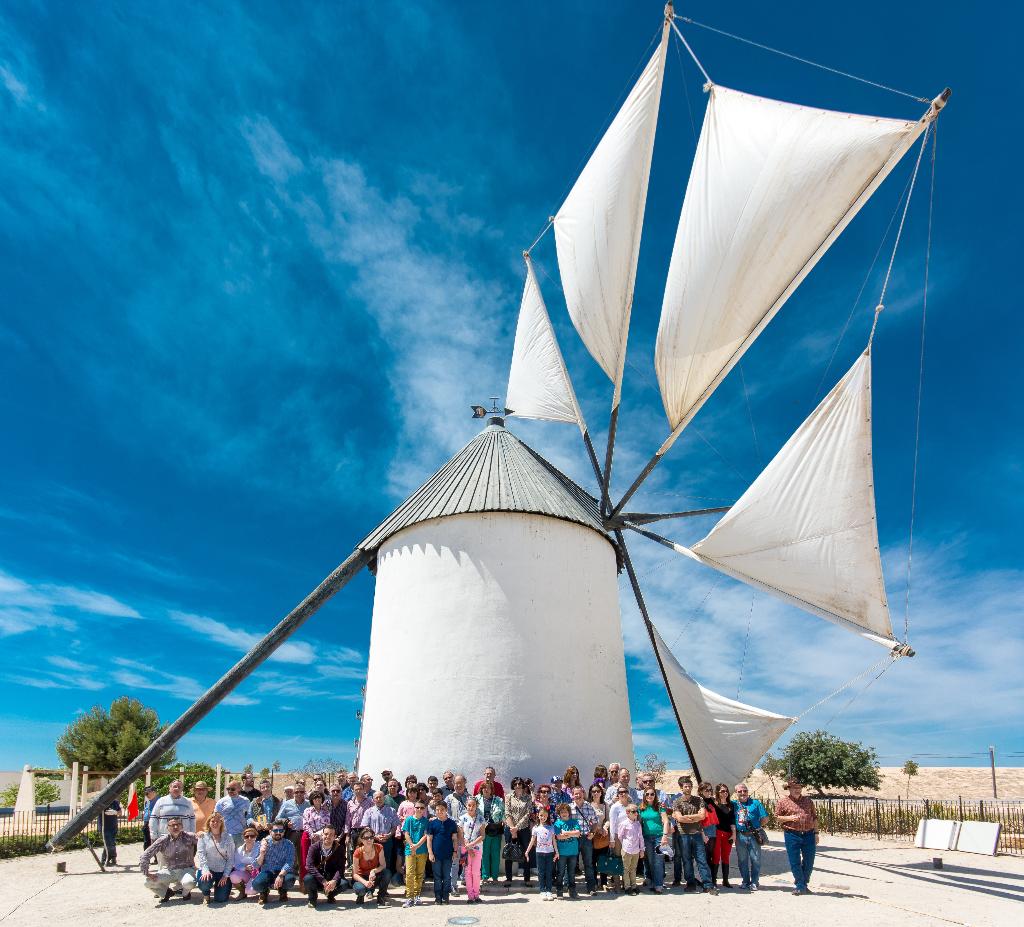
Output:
[359, 419, 609, 553]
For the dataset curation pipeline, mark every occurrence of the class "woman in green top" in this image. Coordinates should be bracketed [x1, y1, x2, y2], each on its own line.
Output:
[638, 789, 670, 893]
[478, 781, 505, 883]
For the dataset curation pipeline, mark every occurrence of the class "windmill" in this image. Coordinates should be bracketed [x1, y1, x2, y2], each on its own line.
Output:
[50, 2, 947, 852]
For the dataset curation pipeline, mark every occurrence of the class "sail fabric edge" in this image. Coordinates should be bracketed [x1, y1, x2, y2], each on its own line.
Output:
[506, 259, 585, 429]
[691, 352, 895, 645]
[554, 29, 668, 393]
[656, 84, 928, 432]
[651, 622, 794, 787]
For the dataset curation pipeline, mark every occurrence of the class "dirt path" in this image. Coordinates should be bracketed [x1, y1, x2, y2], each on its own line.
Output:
[0, 833, 1020, 926]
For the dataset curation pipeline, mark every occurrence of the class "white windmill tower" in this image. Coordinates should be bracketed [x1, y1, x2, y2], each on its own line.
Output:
[356, 414, 634, 781]
[50, 1, 949, 853]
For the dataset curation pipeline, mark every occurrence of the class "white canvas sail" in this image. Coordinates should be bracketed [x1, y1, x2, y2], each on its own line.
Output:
[652, 623, 793, 787]
[689, 352, 894, 645]
[554, 29, 668, 394]
[656, 84, 928, 431]
[506, 257, 585, 428]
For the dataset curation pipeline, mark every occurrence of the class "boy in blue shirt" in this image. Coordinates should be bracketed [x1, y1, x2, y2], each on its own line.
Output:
[402, 799, 429, 906]
[426, 800, 461, 904]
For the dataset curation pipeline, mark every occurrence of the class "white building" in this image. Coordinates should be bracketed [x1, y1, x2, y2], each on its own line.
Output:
[356, 417, 634, 783]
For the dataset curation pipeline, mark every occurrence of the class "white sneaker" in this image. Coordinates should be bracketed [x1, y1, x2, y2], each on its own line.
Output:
[751, 884, 759, 892]
[413, 896, 422, 905]
[402, 899, 414, 908]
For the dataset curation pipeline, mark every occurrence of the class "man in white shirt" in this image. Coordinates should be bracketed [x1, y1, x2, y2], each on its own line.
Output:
[149, 780, 197, 839]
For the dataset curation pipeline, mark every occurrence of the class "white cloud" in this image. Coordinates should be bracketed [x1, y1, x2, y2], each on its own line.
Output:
[0, 568, 141, 635]
[170, 610, 317, 665]
[111, 658, 258, 707]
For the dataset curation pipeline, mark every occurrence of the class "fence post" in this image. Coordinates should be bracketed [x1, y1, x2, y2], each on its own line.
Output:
[145, 766, 152, 787]
[959, 795, 964, 821]
[979, 800, 984, 821]
[215, 764, 223, 800]
[925, 799, 930, 819]
[874, 798, 881, 840]
[70, 762, 80, 814]
[45, 804, 51, 841]
[80, 767, 90, 809]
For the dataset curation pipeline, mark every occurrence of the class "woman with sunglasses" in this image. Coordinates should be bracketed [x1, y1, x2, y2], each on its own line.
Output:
[196, 811, 235, 904]
[587, 783, 611, 890]
[504, 777, 534, 886]
[229, 826, 261, 897]
[638, 788, 670, 893]
[709, 784, 736, 888]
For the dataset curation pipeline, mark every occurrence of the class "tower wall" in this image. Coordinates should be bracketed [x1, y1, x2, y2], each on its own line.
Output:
[358, 511, 634, 784]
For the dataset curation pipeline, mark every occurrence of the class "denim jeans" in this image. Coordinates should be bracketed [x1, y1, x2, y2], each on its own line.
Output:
[353, 868, 391, 901]
[735, 832, 762, 886]
[784, 830, 816, 891]
[251, 868, 295, 894]
[433, 855, 453, 900]
[642, 835, 665, 889]
[579, 837, 596, 891]
[198, 870, 231, 902]
[678, 832, 712, 888]
[535, 852, 555, 893]
[557, 853, 578, 894]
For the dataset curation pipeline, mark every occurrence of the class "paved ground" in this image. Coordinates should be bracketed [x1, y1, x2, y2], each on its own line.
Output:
[1, 832, 1020, 926]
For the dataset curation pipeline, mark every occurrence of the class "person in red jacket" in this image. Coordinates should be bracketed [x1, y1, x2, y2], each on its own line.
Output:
[472, 767, 505, 798]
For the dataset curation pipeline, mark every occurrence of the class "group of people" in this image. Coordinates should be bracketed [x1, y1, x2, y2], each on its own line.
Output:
[136, 763, 821, 907]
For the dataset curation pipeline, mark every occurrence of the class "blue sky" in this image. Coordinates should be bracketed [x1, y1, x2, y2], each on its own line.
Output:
[2, 1, 1020, 777]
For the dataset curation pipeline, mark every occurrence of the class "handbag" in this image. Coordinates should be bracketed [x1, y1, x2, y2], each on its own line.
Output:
[754, 827, 769, 846]
[596, 855, 624, 876]
[502, 840, 524, 861]
[591, 827, 610, 849]
[485, 821, 504, 837]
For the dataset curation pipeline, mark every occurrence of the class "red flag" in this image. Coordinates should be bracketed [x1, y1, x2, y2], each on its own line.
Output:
[126, 786, 140, 821]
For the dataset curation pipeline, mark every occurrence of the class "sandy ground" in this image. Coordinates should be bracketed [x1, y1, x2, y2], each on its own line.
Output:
[0, 835, 1020, 927]
[663, 768, 1024, 801]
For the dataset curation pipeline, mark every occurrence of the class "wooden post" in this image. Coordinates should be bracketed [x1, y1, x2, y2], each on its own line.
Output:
[70, 762, 80, 814]
[46, 547, 372, 851]
[215, 764, 223, 800]
[80, 767, 90, 809]
[874, 798, 881, 840]
[989, 746, 998, 799]
[145, 767, 152, 787]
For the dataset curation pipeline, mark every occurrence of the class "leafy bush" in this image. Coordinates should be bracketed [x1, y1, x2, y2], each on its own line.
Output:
[783, 730, 881, 794]
[0, 777, 61, 808]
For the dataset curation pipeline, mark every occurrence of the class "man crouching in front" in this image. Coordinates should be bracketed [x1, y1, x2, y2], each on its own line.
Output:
[252, 818, 296, 905]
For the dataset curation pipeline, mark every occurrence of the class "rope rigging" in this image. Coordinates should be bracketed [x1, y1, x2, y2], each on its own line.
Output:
[868, 123, 931, 346]
[903, 123, 937, 646]
[674, 14, 931, 103]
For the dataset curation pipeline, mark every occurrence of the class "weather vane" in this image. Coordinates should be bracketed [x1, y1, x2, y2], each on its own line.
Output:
[470, 397, 509, 418]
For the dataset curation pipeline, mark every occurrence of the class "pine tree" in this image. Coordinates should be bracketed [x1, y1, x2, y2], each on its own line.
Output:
[55, 697, 176, 769]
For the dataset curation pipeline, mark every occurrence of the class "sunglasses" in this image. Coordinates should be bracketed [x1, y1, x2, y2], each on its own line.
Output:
[271, 829, 284, 834]
[539, 788, 550, 793]
[627, 810, 638, 815]
[415, 805, 426, 810]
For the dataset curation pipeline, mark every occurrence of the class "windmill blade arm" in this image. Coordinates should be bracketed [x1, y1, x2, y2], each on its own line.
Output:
[612, 505, 731, 527]
[46, 547, 373, 852]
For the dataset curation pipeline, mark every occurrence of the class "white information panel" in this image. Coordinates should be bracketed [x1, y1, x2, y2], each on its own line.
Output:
[955, 821, 1000, 856]
[914, 818, 960, 850]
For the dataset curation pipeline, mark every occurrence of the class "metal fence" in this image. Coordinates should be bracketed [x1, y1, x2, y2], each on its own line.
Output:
[0, 807, 143, 859]
[762, 796, 1024, 856]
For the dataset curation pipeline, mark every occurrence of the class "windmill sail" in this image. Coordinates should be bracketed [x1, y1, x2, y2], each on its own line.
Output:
[656, 85, 929, 432]
[687, 351, 894, 646]
[652, 623, 793, 787]
[554, 27, 668, 396]
[506, 257, 585, 429]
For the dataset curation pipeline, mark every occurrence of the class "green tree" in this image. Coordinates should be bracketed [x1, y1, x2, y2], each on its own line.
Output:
[902, 760, 920, 798]
[55, 697, 176, 770]
[0, 777, 61, 808]
[782, 730, 881, 795]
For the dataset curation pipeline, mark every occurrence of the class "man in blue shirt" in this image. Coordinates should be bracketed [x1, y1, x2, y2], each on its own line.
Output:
[732, 783, 767, 890]
[214, 780, 251, 843]
[252, 819, 295, 905]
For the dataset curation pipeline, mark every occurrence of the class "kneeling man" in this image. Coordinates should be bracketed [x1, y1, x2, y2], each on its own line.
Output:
[139, 817, 198, 903]
[303, 824, 347, 906]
